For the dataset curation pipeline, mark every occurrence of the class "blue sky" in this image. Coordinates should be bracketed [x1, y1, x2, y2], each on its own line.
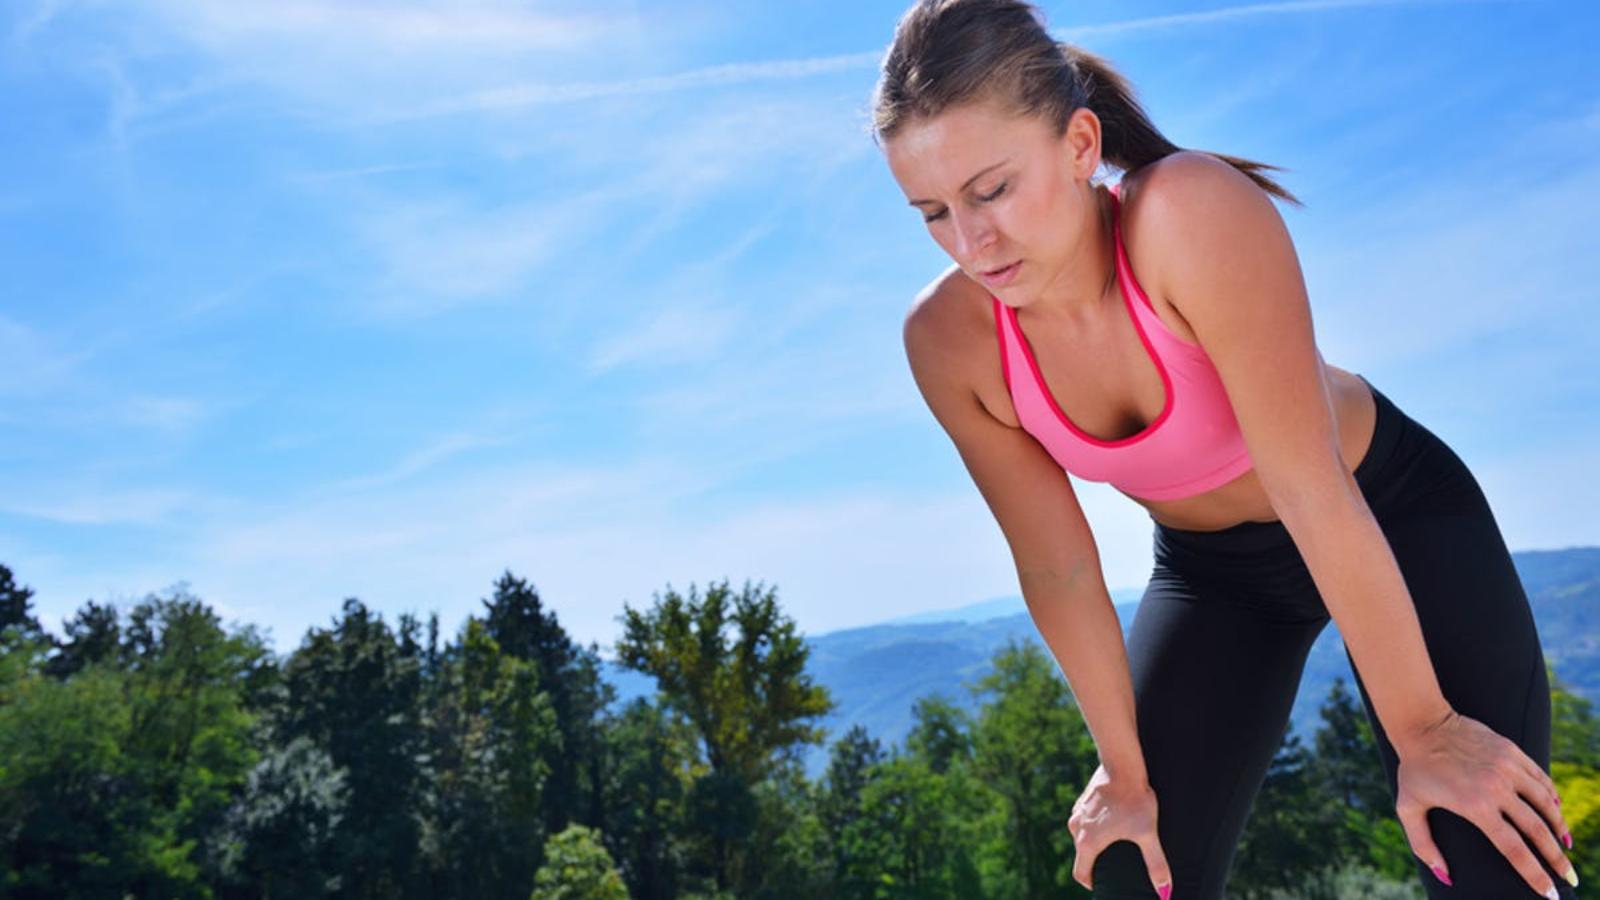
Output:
[2, 0, 1596, 656]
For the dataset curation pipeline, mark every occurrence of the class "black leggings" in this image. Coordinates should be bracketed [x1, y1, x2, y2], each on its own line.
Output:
[1090, 377, 1567, 899]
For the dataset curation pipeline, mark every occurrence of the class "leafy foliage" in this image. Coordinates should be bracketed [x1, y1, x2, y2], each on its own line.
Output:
[2, 560, 1594, 899]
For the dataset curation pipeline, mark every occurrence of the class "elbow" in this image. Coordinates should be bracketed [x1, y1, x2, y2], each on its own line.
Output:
[1259, 457, 1366, 527]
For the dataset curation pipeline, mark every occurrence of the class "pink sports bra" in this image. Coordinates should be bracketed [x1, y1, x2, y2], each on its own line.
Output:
[993, 182, 1254, 501]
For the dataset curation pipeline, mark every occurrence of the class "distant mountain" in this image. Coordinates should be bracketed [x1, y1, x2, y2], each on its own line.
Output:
[604, 546, 1600, 781]
[877, 587, 1145, 626]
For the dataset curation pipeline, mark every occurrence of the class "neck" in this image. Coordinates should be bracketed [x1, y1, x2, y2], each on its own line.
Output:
[1022, 184, 1118, 324]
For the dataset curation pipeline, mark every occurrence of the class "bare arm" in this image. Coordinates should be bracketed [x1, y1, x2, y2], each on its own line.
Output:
[1137, 152, 1452, 752]
[903, 287, 1148, 781]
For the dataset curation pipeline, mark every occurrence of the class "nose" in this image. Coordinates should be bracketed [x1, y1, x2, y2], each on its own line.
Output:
[950, 209, 996, 262]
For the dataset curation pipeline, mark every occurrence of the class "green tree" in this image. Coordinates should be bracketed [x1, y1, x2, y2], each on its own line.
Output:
[615, 578, 834, 894]
[1304, 676, 1412, 880]
[745, 758, 833, 899]
[1231, 732, 1344, 899]
[0, 664, 150, 896]
[212, 735, 349, 898]
[905, 694, 974, 776]
[0, 564, 43, 639]
[598, 697, 699, 900]
[45, 599, 123, 679]
[280, 598, 426, 898]
[424, 617, 560, 899]
[968, 639, 1098, 899]
[529, 823, 629, 900]
[1549, 669, 1600, 891]
[1, 587, 267, 898]
[482, 572, 615, 835]
[1551, 664, 1600, 769]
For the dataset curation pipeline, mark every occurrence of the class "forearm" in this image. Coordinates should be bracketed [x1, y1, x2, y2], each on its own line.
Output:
[1019, 565, 1148, 783]
[1278, 491, 1453, 753]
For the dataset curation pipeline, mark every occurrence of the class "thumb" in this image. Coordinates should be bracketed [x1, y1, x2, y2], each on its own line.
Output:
[1397, 804, 1452, 887]
[1137, 833, 1174, 900]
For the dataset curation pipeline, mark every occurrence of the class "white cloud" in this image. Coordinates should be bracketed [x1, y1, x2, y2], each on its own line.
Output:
[382, 50, 883, 121]
[116, 394, 212, 435]
[1062, 0, 1530, 39]
[325, 431, 513, 492]
[586, 303, 744, 375]
[0, 315, 94, 398]
[326, 92, 869, 318]
[145, 1, 611, 53]
[0, 486, 199, 526]
[11, 451, 1165, 654]
[1306, 157, 1600, 372]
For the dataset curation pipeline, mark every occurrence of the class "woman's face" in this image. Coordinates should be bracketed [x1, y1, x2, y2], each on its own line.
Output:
[883, 98, 1103, 306]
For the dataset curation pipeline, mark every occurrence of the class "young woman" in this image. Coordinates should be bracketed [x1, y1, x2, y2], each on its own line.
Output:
[876, 1, 1575, 898]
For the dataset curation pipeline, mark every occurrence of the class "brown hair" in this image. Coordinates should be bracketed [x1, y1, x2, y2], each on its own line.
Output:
[871, 0, 1301, 206]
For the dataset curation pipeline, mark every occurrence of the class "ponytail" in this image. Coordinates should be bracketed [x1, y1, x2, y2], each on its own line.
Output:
[872, 0, 1301, 206]
[1064, 43, 1301, 206]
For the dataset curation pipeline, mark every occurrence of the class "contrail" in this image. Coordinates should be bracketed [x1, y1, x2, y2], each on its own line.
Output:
[378, 0, 1533, 121]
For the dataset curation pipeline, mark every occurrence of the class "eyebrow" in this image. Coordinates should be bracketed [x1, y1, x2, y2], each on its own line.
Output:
[907, 159, 1009, 207]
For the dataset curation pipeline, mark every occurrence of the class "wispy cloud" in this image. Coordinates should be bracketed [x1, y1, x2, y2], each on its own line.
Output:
[116, 395, 213, 435]
[1307, 152, 1600, 371]
[328, 93, 867, 319]
[326, 431, 513, 493]
[378, 51, 884, 122]
[0, 486, 199, 526]
[0, 315, 95, 398]
[284, 161, 448, 184]
[365, 0, 1533, 122]
[101, 0, 614, 55]
[586, 304, 744, 375]
[1064, 0, 1537, 38]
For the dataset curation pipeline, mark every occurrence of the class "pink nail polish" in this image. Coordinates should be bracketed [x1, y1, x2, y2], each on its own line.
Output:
[1431, 864, 1453, 886]
[1156, 883, 1172, 900]
[1563, 831, 1573, 849]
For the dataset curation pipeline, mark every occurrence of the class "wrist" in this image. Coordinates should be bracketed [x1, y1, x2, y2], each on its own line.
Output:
[1391, 703, 1457, 758]
[1099, 750, 1150, 786]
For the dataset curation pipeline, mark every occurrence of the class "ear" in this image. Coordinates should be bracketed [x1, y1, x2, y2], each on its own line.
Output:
[1062, 107, 1102, 182]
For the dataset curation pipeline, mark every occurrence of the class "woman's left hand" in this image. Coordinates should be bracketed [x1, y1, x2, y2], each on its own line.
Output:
[1394, 708, 1576, 896]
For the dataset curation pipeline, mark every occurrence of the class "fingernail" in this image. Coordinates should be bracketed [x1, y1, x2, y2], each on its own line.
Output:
[1563, 830, 1573, 849]
[1156, 882, 1171, 900]
[1430, 864, 1452, 886]
[1543, 885, 1558, 900]
[1556, 794, 1563, 806]
[1566, 863, 1580, 888]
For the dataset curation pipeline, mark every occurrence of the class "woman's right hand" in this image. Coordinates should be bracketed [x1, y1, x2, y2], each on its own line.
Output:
[1069, 763, 1175, 898]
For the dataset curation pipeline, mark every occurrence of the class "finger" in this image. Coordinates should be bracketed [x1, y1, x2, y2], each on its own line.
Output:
[1505, 794, 1578, 889]
[1513, 750, 1561, 805]
[1518, 770, 1574, 851]
[1483, 815, 1563, 899]
[1396, 802, 1452, 886]
[1517, 758, 1572, 844]
[1137, 832, 1175, 900]
[1071, 836, 1098, 891]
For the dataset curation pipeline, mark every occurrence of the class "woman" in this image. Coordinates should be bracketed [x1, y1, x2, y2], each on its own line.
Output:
[876, 1, 1575, 898]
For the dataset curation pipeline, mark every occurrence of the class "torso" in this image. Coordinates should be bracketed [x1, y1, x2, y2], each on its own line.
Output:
[925, 168, 1377, 532]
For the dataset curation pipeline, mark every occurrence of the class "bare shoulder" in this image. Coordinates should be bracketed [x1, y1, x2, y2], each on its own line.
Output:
[1119, 150, 1285, 301]
[903, 263, 1000, 417]
[905, 262, 986, 334]
[903, 263, 989, 368]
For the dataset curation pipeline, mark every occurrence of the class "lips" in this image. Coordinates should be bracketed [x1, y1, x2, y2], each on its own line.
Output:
[979, 260, 1021, 286]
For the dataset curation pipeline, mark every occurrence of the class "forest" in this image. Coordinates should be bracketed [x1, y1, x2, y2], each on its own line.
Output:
[1, 562, 1596, 899]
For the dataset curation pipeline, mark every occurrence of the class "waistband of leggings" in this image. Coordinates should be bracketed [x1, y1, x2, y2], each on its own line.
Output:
[1152, 373, 1406, 556]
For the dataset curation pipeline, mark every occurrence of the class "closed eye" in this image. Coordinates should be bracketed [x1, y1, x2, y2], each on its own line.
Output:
[921, 182, 1008, 224]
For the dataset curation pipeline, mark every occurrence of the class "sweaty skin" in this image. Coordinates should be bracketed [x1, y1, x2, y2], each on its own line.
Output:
[920, 166, 1377, 533]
